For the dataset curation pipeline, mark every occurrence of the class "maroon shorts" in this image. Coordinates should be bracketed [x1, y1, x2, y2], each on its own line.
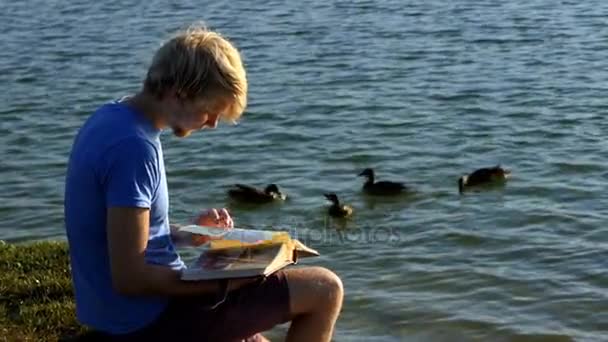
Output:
[102, 270, 291, 342]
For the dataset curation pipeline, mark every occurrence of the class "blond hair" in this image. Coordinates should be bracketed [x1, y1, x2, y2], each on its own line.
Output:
[144, 24, 247, 122]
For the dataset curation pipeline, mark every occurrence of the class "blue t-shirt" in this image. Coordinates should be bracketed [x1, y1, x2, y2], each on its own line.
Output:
[64, 100, 185, 334]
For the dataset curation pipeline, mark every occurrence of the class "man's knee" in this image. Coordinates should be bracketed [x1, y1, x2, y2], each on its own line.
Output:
[313, 267, 344, 305]
[285, 266, 344, 315]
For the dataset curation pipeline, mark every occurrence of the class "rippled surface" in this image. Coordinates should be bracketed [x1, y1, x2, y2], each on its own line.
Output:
[2, 0, 608, 340]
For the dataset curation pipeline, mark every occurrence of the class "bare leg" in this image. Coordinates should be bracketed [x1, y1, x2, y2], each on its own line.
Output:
[283, 267, 344, 342]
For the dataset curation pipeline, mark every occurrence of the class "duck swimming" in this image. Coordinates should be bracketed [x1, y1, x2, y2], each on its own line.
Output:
[358, 168, 407, 196]
[458, 165, 511, 194]
[227, 184, 287, 203]
[324, 193, 353, 218]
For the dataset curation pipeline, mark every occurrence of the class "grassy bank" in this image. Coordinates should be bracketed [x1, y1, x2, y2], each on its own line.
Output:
[0, 241, 86, 341]
[0, 241, 289, 342]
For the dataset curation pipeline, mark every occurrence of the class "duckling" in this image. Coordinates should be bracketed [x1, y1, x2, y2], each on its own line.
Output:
[358, 168, 407, 196]
[227, 184, 287, 203]
[324, 193, 353, 218]
[458, 165, 511, 194]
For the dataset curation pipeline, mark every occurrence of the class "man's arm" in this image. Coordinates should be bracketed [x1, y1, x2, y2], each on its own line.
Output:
[102, 140, 250, 296]
[107, 206, 221, 296]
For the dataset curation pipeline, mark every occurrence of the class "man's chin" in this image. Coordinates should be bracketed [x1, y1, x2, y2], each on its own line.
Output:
[172, 127, 192, 138]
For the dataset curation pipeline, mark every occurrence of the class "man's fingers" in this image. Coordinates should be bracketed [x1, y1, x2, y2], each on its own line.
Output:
[218, 208, 233, 228]
[219, 208, 230, 219]
[225, 216, 234, 228]
[209, 208, 220, 222]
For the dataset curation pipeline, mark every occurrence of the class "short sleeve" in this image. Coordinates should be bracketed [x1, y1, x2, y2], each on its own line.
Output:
[100, 137, 160, 208]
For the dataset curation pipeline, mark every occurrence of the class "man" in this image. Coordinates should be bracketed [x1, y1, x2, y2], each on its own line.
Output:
[64, 25, 343, 341]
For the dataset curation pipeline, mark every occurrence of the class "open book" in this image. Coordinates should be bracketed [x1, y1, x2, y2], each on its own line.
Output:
[179, 225, 319, 281]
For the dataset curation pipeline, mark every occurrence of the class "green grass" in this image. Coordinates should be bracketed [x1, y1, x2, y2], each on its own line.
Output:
[0, 241, 288, 341]
[0, 241, 88, 341]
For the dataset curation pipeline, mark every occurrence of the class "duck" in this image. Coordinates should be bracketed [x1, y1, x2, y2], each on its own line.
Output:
[227, 184, 287, 203]
[358, 168, 407, 196]
[324, 193, 353, 218]
[458, 165, 511, 194]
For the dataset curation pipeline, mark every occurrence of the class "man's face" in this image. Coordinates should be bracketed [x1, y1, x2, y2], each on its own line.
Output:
[169, 98, 228, 137]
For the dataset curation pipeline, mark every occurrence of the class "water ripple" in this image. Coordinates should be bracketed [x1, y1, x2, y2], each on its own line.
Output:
[2, 0, 608, 340]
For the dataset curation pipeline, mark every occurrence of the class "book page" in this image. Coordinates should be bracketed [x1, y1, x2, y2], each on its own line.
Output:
[195, 244, 282, 272]
[179, 225, 319, 257]
[181, 243, 287, 281]
[179, 225, 291, 249]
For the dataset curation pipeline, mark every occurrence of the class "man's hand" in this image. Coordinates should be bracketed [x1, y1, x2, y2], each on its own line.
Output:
[193, 208, 234, 228]
[170, 208, 234, 247]
[191, 208, 234, 246]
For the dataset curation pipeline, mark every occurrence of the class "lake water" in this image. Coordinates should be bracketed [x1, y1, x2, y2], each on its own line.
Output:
[2, 0, 608, 341]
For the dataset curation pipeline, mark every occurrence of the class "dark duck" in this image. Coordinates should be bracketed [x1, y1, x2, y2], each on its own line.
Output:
[227, 184, 287, 203]
[458, 165, 511, 194]
[358, 168, 407, 196]
[324, 193, 353, 218]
